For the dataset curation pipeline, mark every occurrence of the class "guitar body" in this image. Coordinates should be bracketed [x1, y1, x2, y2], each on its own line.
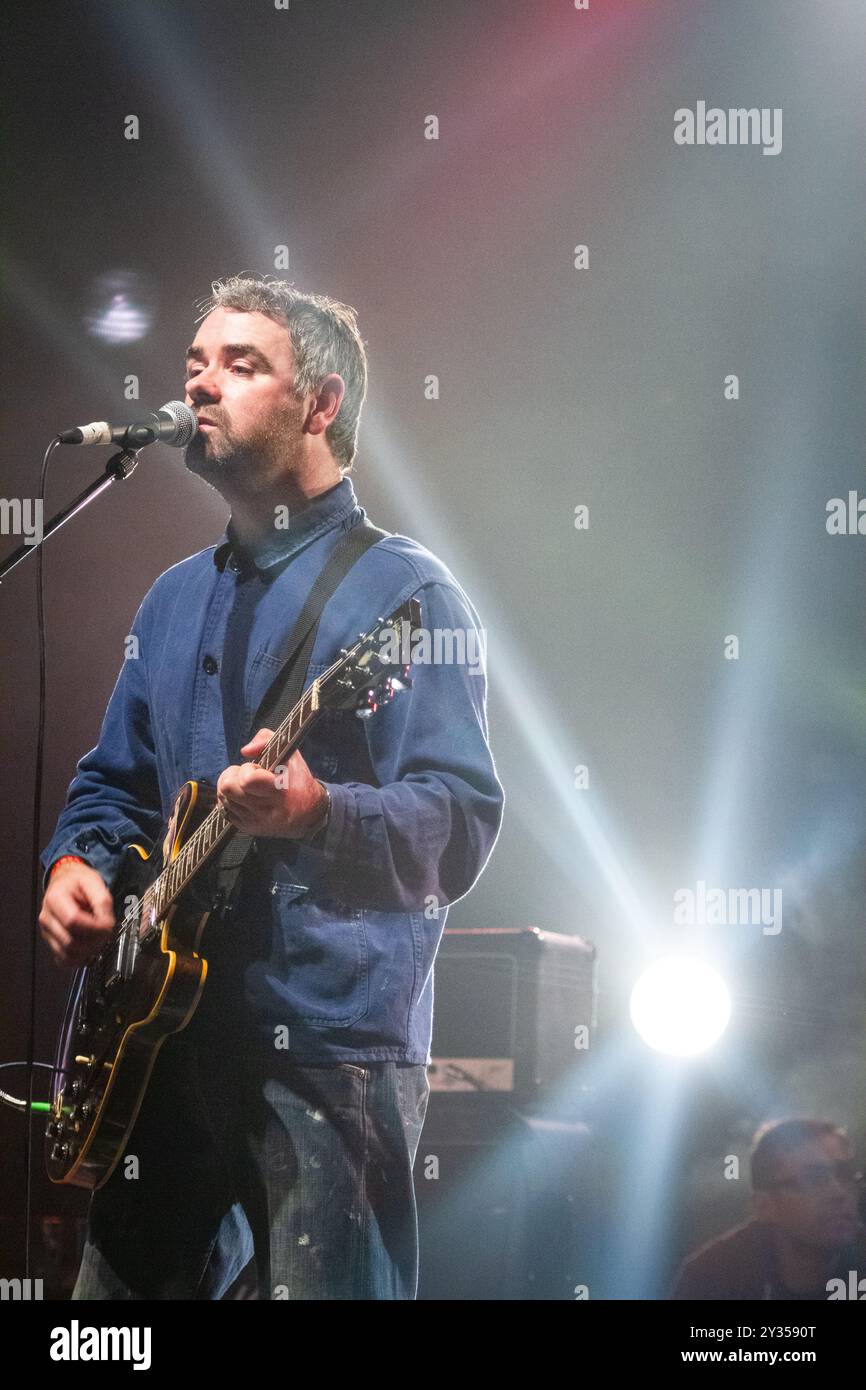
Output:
[46, 780, 216, 1190]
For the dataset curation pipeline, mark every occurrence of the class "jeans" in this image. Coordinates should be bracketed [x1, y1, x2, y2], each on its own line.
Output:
[71, 1034, 430, 1300]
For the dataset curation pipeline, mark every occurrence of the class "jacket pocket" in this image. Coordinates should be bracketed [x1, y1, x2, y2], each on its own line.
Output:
[269, 883, 370, 1027]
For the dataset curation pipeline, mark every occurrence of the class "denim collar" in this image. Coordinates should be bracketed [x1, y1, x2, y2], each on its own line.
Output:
[213, 476, 359, 577]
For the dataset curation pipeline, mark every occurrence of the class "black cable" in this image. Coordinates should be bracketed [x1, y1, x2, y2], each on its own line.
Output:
[23, 438, 61, 1282]
[1, 1062, 71, 1115]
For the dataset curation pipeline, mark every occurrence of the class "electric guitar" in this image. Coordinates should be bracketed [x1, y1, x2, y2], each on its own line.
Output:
[46, 598, 420, 1190]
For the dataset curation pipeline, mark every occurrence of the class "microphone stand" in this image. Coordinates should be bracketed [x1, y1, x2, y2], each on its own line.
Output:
[2, 437, 147, 1286]
[0, 446, 142, 585]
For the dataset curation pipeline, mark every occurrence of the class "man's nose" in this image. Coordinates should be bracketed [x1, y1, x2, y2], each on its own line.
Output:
[185, 368, 221, 402]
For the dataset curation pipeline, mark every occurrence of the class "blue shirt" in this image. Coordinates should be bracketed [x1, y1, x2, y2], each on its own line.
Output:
[41, 477, 505, 1062]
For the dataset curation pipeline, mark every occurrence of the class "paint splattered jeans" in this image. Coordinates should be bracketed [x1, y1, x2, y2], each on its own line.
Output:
[71, 1034, 430, 1300]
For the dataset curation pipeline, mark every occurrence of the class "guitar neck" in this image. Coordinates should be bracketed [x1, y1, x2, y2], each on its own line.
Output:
[152, 671, 330, 917]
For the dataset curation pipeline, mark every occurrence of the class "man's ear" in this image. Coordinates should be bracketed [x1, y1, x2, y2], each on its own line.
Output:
[306, 374, 345, 434]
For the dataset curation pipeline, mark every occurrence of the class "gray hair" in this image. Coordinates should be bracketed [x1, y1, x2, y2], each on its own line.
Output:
[196, 273, 368, 473]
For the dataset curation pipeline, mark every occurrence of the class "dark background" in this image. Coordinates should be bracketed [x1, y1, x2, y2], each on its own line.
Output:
[2, 0, 864, 1297]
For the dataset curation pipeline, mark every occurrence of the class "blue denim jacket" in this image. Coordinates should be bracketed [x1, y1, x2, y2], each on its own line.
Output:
[41, 478, 504, 1062]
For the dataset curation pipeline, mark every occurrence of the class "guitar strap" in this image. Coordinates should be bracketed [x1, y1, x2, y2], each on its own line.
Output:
[211, 517, 390, 916]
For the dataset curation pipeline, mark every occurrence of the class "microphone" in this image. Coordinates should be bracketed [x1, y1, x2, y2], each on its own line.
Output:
[58, 400, 198, 449]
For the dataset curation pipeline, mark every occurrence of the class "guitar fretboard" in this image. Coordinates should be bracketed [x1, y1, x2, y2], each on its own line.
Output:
[135, 676, 326, 936]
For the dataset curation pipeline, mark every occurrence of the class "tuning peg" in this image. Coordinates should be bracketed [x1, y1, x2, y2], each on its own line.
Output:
[356, 688, 379, 719]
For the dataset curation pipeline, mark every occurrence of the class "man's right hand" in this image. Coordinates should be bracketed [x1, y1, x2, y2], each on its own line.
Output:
[39, 861, 116, 968]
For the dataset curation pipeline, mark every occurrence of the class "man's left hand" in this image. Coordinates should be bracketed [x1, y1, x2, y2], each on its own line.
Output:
[216, 727, 328, 838]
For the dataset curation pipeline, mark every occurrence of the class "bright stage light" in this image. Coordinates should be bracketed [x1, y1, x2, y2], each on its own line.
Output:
[83, 270, 155, 344]
[629, 956, 731, 1057]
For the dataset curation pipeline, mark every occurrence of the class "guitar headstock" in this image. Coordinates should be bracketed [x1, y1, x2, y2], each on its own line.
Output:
[321, 597, 421, 717]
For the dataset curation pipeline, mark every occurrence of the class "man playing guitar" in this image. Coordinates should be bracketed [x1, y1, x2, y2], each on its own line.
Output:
[39, 274, 504, 1300]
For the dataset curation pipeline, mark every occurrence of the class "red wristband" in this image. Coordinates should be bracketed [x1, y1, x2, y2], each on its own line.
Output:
[49, 855, 87, 879]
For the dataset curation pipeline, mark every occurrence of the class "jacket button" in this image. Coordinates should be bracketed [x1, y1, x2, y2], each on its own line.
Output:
[202, 655, 219, 675]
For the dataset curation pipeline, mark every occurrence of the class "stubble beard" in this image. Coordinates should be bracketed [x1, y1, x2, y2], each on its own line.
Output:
[184, 398, 303, 496]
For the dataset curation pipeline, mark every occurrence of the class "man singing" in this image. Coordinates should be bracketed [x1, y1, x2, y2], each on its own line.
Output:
[39, 274, 505, 1300]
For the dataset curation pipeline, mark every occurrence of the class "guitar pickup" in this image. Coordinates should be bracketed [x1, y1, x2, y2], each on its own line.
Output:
[117, 920, 140, 982]
[104, 917, 140, 989]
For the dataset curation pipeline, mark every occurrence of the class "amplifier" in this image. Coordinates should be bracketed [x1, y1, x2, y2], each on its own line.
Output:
[429, 926, 597, 1105]
[415, 1111, 598, 1300]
